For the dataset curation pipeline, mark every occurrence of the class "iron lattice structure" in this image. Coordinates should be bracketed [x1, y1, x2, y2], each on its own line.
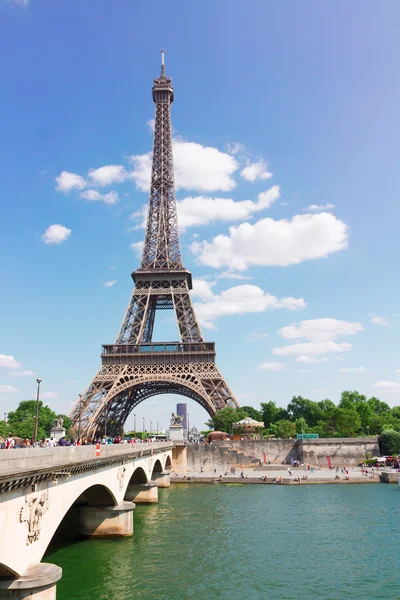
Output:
[70, 53, 238, 438]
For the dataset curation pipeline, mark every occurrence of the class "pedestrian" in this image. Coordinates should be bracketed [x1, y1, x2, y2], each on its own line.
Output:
[288, 468, 292, 476]
[5, 434, 15, 449]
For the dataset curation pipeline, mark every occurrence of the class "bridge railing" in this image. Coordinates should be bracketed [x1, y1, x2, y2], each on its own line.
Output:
[0, 442, 172, 477]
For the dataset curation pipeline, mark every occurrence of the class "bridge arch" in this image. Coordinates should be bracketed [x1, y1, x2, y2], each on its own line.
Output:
[151, 459, 163, 480]
[164, 455, 172, 470]
[128, 467, 148, 485]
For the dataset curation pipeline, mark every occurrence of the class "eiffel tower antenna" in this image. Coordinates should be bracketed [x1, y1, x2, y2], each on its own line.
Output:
[70, 53, 238, 439]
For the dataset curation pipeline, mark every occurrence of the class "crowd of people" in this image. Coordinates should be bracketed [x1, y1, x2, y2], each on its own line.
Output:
[1, 434, 169, 449]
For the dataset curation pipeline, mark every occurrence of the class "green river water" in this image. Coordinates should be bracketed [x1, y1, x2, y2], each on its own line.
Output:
[46, 483, 400, 600]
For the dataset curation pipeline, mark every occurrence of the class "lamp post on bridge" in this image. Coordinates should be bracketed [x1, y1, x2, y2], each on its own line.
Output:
[157, 421, 159, 436]
[134, 413, 136, 438]
[33, 378, 42, 445]
[78, 394, 82, 442]
[150, 420, 152, 438]
[142, 416, 145, 439]
[187, 412, 190, 441]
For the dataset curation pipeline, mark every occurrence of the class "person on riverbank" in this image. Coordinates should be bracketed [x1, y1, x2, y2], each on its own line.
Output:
[288, 468, 292, 476]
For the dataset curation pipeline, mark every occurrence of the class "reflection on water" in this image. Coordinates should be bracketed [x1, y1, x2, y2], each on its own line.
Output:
[46, 484, 400, 600]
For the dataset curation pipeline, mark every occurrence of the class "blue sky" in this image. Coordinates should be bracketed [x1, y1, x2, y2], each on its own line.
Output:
[1, 1, 400, 431]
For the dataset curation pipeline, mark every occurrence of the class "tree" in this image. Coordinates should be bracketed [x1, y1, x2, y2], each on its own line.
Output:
[339, 390, 367, 410]
[380, 430, 400, 455]
[332, 408, 361, 437]
[241, 406, 262, 422]
[260, 401, 288, 428]
[295, 417, 308, 435]
[206, 408, 249, 433]
[7, 400, 59, 440]
[287, 396, 323, 427]
[275, 420, 296, 439]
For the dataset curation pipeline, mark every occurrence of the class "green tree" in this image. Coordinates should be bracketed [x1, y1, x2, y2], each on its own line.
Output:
[7, 400, 59, 440]
[317, 399, 336, 414]
[275, 420, 296, 439]
[339, 390, 367, 410]
[287, 396, 323, 427]
[380, 429, 400, 455]
[206, 408, 249, 433]
[260, 401, 288, 428]
[241, 406, 262, 422]
[332, 408, 361, 437]
[295, 417, 308, 435]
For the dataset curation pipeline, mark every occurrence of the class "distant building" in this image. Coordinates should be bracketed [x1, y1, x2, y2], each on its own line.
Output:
[176, 403, 188, 431]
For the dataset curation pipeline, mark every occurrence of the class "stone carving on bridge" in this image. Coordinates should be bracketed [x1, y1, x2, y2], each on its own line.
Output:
[19, 491, 49, 545]
[117, 466, 126, 490]
[170, 413, 184, 427]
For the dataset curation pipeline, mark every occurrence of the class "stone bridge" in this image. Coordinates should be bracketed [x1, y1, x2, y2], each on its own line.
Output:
[0, 442, 172, 599]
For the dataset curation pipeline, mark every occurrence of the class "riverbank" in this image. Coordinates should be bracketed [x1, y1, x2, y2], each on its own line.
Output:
[171, 475, 379, 485]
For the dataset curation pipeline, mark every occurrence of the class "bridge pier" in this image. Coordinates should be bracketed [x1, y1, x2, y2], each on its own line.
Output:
[0, 563, 62, 600]
[78, 501, 135, 536]
[152, 471, 171, 488]
[125, 482, 158, 503]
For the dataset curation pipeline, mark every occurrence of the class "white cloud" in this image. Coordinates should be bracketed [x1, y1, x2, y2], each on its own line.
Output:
[42, 224, 71, 245]
[370, 315, 389, 326]
[55, 171, 87, 192]
[173, 141, 238, 192]
[275, 319, 362, 357]
[192, 281, 306, 329]
[175, 186, 280, 230]
[0, 354, 22, 369]
[279, 319, 364, 342]
[258, 362, 285, 371]
[88, 165, 128, 187]
[274, 341, 352, 356]
[336, 356, 344, 361]
[241, 160, 272, 182]
[298, 369, 309, 373]
[146, 119, 155, 132]
[192, 212, 348, 270]
[131, 186, 281, 231]
[226, 142, 245, 155]
[129, 140, 238, 193]
[9, 370, 35, 377]
[41, 391, 59, 399]
[216, 271, 251, 281]
[103, 280, 116, 288]
[372, 381, 400, 393]
[247, 332, 270, 342]
[294, 356, 328, 364]
[303, 203, 335, 212]
[338, 367, 366, 373]
[396, 369, 400, 374]
[80, 189, 119, 205]
[0, 385, 19, 393]
[191, 279, 216, 301]
[129, 154, 152, 192]
[130, 241, 144, 256]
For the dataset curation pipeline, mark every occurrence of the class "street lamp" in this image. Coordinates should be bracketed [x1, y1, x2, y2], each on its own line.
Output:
[78, 394, 82, 441]
[157, 421, 159, 436]
[142, 416, 145, 438]
[134, 413, 136, 437]
[187, 412, 190, 441]
[33, 378, 42, 444]
[3, 412, 7, 437]
[150, 420, 152, 437]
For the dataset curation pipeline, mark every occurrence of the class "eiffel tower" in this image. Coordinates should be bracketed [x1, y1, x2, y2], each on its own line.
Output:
[70, 52, 238, 439]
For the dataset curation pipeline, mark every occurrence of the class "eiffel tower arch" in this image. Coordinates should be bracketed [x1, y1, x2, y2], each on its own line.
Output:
[70, 52, 238, 439]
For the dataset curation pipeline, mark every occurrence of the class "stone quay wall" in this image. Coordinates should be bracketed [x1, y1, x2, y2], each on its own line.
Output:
[185, 437, 380, 471]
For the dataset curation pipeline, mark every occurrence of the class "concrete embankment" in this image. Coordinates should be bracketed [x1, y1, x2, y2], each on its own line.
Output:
[185, 437, 380, 472]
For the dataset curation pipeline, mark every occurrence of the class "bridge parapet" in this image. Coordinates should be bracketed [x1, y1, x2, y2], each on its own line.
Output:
[0, 442, 172, 477]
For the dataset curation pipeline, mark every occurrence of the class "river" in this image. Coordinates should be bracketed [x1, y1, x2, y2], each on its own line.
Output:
[46, 483, 400, 599]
